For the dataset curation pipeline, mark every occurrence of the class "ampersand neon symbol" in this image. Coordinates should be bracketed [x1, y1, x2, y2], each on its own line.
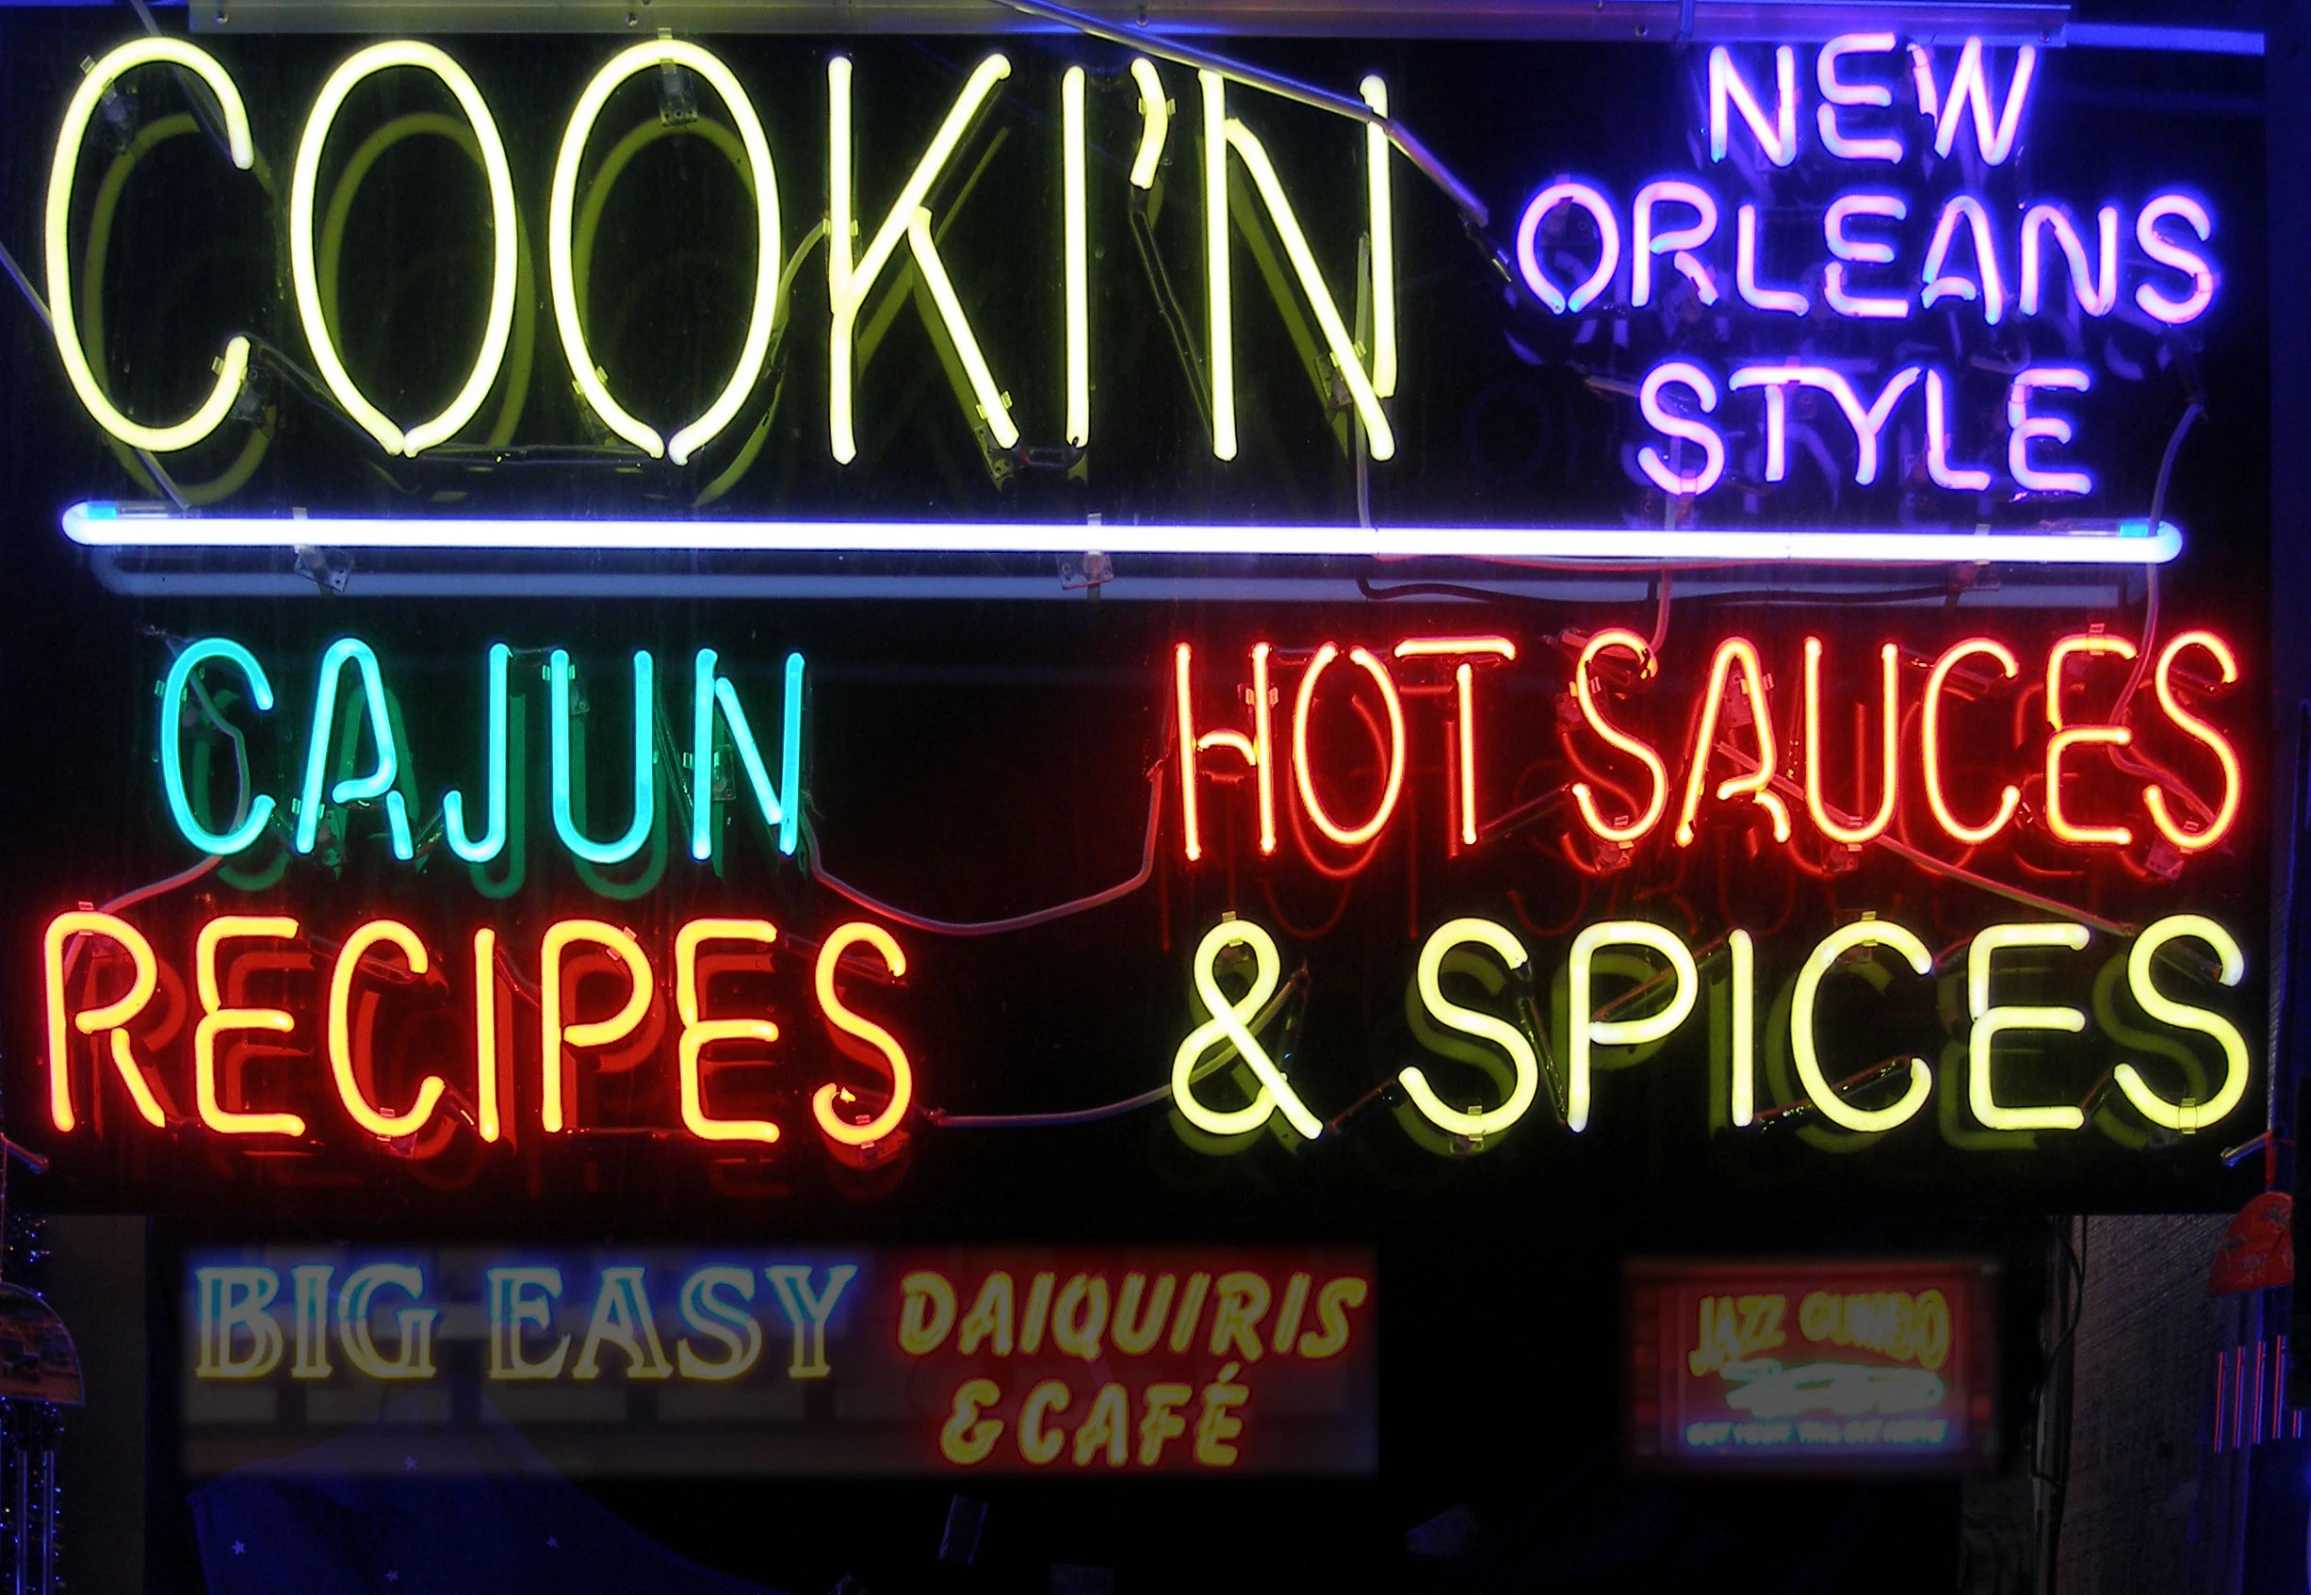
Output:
[1171, 919, 1324, 1141]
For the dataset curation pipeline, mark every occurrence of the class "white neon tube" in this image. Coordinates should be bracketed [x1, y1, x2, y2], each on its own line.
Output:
[61, 504, 2182, 565]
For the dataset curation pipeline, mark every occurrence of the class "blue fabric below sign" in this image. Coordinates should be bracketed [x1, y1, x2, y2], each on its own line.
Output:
[190, 1400, 782, 1595]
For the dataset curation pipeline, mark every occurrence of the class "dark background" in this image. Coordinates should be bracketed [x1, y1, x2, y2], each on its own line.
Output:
[0, 10, 2274, 1591]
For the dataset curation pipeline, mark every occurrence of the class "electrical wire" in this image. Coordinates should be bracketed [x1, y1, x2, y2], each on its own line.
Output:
[1700, 721, 2140, 937]
[2101, 403, 2227, 848]
[2114, 402, 2202, 721]
[0, 234, 189, 509]
[56, 635, 255, 994]
[1356, 577, 1567, 609]
[932, 967, 1308, 1128]
[934, 1079, 1178, 1130]
[806, 767, 1163, 936]
[982, 0, 1491, 230]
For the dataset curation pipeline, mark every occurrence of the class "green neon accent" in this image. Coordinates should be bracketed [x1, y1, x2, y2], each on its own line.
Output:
[294, 638, 408, 857]
[551, 648, 654, 866]
[689, 649, 805, 861]
[160, 638, 276, 856]
[443, 642, 512, 864]
[219, 846, 289, 892]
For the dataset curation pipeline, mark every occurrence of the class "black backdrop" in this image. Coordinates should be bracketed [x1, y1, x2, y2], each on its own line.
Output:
[0, 13, 2272, 1590]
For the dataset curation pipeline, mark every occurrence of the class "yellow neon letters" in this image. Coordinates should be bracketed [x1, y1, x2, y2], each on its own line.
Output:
[326, 919, 447, 1138]
[1968, 921, 2091, 1131]
[540, 919, 653, 1133]
[1567, 922, 1697, 1133]
[811, 923, 914, 1147]
[194, 915, 307, 1138]
[1062, 66, 1090, 449]
[48, 40, 256, 453]
[1400, 918, 1538, 1139]
[43, 911, 163, 1132]
[2113, 915, 2251, 1131]
[674, 918, 783, 1145]
[1727, 928, 1757, 1127]
[1201, 74, 1395, 461]
[828, 54, 1015, 463]
[473, 928, 503, 1143]
[1360, 75, 1397, 399]
[292, 41, 518, 457]
[1129, 59, 1170, 190]
[1791, 920, 1933, 1132]
[552, 41, 782, 464]
[1172, 918, 1323, 1140]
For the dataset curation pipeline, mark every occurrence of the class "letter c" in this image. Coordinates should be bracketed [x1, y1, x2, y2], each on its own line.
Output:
[48, 40, 256, 452]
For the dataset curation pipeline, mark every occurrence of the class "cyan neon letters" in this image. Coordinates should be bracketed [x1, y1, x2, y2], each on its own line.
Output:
[160, 638, 277, 856]
[443, 641, 512, 864]
[294, 638, 411, 860]
[550, 648, 655, 867]
[690, 649, 805, 861]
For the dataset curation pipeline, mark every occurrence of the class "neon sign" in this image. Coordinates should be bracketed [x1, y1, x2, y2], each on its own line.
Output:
[1627, 1259, 1997, 1470]
[46, 899, 2249, 1154]
[37, 31, 2222, 557]
[46, 38, 1397, 469]
[50, 909, 915, 1149]
[34, 607, 2258, 1175]
[152, 638, 804, 867]
[1511, 36, 2215, 504]
[13, 21, 2265, 1211]
[181, 1247, 1377, 1477]
[1175, 627, 2244, 861]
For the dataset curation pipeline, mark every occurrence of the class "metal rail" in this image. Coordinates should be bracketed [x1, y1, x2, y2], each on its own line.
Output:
[190, 0, 2068, 42]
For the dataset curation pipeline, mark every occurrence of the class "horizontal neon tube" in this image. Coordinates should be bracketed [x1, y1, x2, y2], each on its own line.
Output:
[61, 504, 2181, 566]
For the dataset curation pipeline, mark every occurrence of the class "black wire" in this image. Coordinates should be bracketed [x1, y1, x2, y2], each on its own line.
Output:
[1355, 576, 1565, 608]
[1705, 585, 1967, 607]
[1358, 577, 1977, 609]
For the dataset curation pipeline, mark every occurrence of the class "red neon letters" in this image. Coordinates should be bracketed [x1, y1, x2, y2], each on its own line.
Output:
[1176, 627, 2242, 862]
[1177, 638, 1511, 862]
[45, 913, 912, 1149]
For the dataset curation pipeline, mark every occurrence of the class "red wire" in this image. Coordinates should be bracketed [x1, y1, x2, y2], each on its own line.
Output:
[807, 768, 1164, 936]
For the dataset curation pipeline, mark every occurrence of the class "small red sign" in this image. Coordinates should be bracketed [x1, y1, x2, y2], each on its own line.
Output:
[1627, 1259, 1997, 1472]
